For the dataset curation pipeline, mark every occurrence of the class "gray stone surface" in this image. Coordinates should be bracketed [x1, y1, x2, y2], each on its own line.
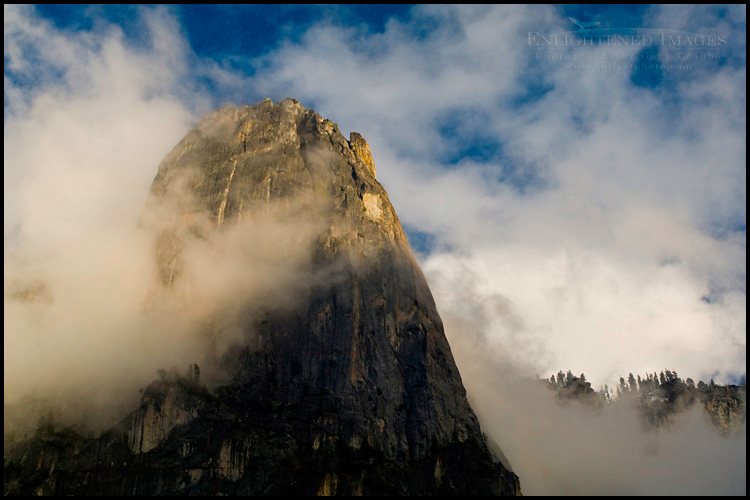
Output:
[4, 98, 521, 496]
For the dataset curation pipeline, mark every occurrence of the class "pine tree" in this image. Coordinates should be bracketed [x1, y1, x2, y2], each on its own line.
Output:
[628, 373, 638, 392]
[187, 362, 200, 384]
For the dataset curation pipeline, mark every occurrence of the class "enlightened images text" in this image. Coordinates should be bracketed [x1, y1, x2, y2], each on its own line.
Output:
[528, 32, 728, 48]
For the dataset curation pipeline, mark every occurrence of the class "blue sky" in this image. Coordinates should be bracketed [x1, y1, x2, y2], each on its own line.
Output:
[5, 2, 745, 384]
[4, 1, 746, 381]
[5, 2, 746, 386]
[3, 4, 747, 495]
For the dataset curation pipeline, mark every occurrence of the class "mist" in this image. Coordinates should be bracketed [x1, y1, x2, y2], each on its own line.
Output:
[5, 4, 746, 495]
[432, 267, 746, 495]
[3, 6, 329, 437]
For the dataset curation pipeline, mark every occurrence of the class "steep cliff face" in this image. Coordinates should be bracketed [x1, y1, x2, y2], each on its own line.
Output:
[4, 98, 521, 496]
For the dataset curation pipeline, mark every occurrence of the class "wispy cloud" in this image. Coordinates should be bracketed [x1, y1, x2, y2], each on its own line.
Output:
[4, 4, 746, 494]
[241, 7, 746, 492]
[4, 5, 201, 426]
[243, 4, 746, 387]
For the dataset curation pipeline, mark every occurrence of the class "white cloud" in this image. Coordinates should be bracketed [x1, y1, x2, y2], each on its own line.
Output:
[4, 5, 200, 424]
[248, 4, 745, 387]
[3, 4, 745, 494]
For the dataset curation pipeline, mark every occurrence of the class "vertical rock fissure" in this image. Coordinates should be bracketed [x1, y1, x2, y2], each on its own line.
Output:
[217, 160, 237, 227]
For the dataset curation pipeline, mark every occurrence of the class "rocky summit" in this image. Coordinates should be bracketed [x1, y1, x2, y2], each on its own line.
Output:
[4, 98, 521, 496]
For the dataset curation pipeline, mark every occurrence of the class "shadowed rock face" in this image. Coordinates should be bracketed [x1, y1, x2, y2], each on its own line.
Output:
[4, 98, 521, 496]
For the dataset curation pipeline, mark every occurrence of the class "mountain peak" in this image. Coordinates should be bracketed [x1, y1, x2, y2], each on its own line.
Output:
[4, 99, 521, 496]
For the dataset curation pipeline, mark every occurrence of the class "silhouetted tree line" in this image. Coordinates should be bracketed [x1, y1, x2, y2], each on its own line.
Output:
[547, 370, 600, 407]
[154, 362, 202, 387]
[30, 363, 208, 437]
[545, 369, 746, 431]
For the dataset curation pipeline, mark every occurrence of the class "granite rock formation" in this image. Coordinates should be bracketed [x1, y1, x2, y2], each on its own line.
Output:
[4, 98, 521, 496]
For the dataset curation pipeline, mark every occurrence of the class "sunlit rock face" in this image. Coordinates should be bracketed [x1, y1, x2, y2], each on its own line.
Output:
[4, 99, 521, 496]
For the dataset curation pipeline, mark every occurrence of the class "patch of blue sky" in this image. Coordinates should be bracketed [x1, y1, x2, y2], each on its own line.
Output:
[176, 5, 325, 61]
[403, 224, 438, 256]
[36, 4, 154, 51]
[399, 5, 456, 42]
[4, 48, 66, 90]
[560, 4, 649, 31]
[707, 217, 747, 242]
[434, 109, 502, 166]
[34, 4, 93, 31]
[5, 34, 70, 115]
[439, 131, 502, 166]
[630, 46, 664, 88]
[504, 80, 555, 111]
[433, 106, 550, 195]
[340, 5, 414, 34]
[326, 5, 459, 65]
[176, 5, 417, 67]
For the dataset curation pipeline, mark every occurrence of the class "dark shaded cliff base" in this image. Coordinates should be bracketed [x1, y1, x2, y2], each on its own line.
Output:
[6, 378, 520, 495]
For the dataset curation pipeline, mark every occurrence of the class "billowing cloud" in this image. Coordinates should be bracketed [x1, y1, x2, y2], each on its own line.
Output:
[248, 4, 746, 387]
[3, 6, 325, 432]
[244, 6, 746, 493]
[4, 5, 203, 426]
[4, 4, 746, 495]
